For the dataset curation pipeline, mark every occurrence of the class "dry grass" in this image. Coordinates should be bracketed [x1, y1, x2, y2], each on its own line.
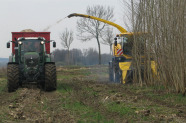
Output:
[0, 67, 7, 78]
[0, 66, 186, 122]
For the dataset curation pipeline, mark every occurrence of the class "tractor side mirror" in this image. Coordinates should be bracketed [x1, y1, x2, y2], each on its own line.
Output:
[7, 42, 10, 48]
[53, 42, 56, 48]
[114, 37, 117, 46]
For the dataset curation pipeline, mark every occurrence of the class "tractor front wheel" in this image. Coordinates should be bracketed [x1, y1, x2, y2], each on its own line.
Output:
[44, 64, 57, 91]
[7, 64, 19, 92]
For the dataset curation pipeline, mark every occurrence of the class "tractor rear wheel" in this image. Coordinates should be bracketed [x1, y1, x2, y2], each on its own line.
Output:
[44, 64, 57, 91]
[7, 64, 19, 92]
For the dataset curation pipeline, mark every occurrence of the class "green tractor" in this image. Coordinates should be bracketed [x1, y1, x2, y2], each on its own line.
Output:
[7, 32, 57, 92]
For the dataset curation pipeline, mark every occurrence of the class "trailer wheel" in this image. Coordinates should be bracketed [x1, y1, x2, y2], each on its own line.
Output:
[44, 64, 57, 91]
[7, 64, 19, 92]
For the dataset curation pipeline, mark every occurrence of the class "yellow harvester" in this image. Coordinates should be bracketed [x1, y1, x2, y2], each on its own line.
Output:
[68, 13, 157, 84]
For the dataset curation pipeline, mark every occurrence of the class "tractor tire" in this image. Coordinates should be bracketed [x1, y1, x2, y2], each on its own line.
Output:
[44, 64, 57, 91]
[7, 64, 19, 92]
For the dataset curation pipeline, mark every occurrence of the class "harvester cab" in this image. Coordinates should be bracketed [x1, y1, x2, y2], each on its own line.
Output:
[109, 33, 134, 84]
[6, 31, 57, 92]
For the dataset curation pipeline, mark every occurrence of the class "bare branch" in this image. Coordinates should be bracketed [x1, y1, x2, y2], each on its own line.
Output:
[76, 5, 114, 64]
[59, 28, 74, 50]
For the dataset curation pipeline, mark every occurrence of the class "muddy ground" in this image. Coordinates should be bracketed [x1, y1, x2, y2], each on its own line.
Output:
[0, 65, 185, 123]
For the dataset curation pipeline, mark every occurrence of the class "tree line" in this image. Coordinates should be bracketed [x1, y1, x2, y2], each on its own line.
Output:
[53, 48, 112, 66]
[125, 0, 186, 95]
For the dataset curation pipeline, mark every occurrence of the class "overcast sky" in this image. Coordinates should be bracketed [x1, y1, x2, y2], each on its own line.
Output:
[0, 0, 130, 58]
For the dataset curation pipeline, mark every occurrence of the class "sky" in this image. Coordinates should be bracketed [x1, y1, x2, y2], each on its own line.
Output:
[0, 0, 130, 58]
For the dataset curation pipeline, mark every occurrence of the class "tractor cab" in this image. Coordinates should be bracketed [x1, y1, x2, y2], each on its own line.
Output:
[19, 37, 44, 53]
[17, 37, 46, 64]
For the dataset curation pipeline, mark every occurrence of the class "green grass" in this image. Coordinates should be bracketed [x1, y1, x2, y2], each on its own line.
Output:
[57, 81, 73, 93]
[104, 96, 181, 122]
[0, 65, 185, 122]
[0, 112, 10, 122]
[57, 74, 76, 79]
[106, 102, 135, 116]
[56, 66, 114, 122]
[0, 79, 7, 93]
[126, 84, 186, 106]
[57, 84, 111, 122]
[57, 68, 92, 80]
[146, 92, 186, 105]
[61, 100, 113, 122]
[59, 65, 85, 69]
[56, 65, 186, 122]
[53, 65, 186, 122]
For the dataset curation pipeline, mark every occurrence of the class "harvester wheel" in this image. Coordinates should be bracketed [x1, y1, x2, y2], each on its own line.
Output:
[109, 62, 113, 81]
[44, 64, 57, 91]
[113, 70, 116, 82]
[125, 70, 133, 84]
[113, 62, 121, 83]
[7, 64, 19, 92]
[113, 70, 121, 83]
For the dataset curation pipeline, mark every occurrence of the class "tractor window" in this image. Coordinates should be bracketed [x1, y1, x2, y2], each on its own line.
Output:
[21, 39, 42, 53]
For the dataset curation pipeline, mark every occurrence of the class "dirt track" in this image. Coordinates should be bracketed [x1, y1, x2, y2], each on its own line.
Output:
[0, 66, 185, 122]
[0, 87, 75, 123]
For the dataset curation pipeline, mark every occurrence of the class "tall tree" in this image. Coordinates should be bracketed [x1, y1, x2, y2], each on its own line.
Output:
[59, 28, 74, 65]
[76, 5, 114, 64]
[101, 27, 114, 55]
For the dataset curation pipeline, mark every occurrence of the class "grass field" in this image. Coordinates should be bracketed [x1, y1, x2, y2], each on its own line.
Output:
[0, 66, 185, 122]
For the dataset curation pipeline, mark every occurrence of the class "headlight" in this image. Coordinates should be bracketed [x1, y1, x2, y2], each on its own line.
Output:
[41, 41, 45, 44]
[18, 41, 22, 45]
